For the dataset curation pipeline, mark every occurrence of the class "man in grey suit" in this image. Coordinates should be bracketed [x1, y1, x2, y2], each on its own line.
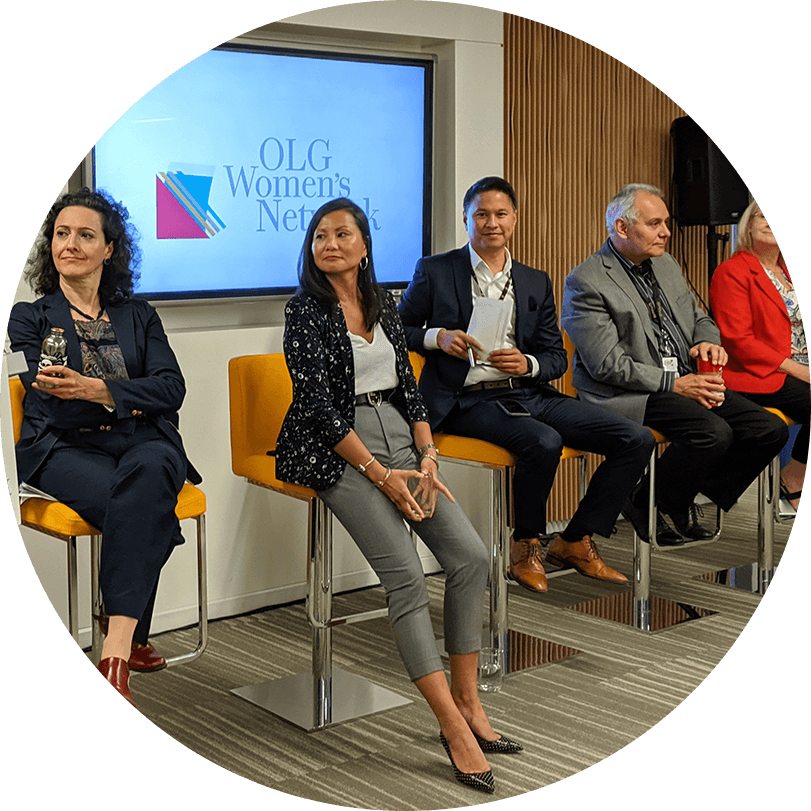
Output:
[562, 183, 788, 543]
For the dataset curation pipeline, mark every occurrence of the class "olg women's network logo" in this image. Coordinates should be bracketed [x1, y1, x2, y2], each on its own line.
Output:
[156, 164, 225, 239]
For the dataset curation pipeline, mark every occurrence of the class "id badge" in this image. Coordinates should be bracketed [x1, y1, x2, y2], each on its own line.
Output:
[662, 356, 678, 373]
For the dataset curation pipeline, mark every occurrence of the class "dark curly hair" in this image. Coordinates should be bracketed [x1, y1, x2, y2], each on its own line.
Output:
[24, 187, 141, 302]
[297, 197, 386, 331]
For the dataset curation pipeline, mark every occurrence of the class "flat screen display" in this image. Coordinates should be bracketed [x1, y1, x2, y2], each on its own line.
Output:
[92, 44, 432, 299]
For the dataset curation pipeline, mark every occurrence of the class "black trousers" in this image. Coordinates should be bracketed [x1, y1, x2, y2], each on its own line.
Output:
[643, 389, 789, 513]
[30, 420, 186, 642]
[443, 388, 655, 539]
[735, 376, 809, 465]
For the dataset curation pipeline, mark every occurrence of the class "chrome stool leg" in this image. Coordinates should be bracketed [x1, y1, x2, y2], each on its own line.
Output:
[488, 467, 509, 659]
[66, 535, 79, 644]
[90, 534, 104, 664]
[231, 496, 411, 731]
[757, 458, 778, 594]
[166, 514, 209, 666]
[632, 448, 656, 632]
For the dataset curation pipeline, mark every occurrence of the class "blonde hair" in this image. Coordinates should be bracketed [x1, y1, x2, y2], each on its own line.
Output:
[734, 200, 784, 269]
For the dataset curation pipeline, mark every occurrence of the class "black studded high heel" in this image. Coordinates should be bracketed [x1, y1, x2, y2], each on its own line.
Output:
[471, 729, 524, 754]
[439, 732, 495, 793]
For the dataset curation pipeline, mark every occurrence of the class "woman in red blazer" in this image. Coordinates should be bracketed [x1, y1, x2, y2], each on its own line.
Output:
[710, 201, 808, 511]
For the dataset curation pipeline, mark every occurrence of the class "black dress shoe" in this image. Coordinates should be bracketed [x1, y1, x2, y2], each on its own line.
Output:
[621, 490, 649, 540]
[621, 490, 683, 545]
[663, 503, 715, 541]
[654, 514, 684, 546]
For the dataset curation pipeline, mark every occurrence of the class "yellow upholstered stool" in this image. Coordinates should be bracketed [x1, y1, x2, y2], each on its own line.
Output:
[228, 353, 411, 730]
[10, 378, 208, 666]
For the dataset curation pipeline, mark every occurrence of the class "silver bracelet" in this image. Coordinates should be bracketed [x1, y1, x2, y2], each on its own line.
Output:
[418, 443, 440, 469]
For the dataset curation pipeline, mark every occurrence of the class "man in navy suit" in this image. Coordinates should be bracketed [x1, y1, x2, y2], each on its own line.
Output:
[399, 177, 654, 592]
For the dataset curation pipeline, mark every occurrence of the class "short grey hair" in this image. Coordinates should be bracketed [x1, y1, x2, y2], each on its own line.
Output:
[606, 184, 664, 237]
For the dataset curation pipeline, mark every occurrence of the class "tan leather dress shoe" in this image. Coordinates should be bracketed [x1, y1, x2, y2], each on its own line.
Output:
[546, 534, 628, 583]
[509, 536, 548, 592]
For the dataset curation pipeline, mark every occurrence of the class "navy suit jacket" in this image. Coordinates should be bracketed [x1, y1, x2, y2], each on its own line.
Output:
[8, 289, 200, 485]
[398, 246, 567, 429]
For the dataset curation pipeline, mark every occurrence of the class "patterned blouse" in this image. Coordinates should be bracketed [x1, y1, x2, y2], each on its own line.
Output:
[73, 318, 130, 381]
[762, 266, 808, 365]
[275, 290, 430, 491]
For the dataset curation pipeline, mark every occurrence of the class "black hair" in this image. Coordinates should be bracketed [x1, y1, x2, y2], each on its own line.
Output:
[297, 197, 386, 331]
[462, 176, 518, 216]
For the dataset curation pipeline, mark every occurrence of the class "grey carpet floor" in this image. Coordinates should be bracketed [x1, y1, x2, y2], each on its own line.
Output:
[130, 487, 791, 809]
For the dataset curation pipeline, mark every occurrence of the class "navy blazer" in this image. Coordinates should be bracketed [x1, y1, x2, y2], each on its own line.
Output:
[7, 289, 200, 485]
[276, 290, 430, 491]
[398, 246, 568, 429]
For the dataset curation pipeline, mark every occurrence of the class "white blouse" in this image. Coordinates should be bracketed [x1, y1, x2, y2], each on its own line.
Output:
[349, 321, 400, 395]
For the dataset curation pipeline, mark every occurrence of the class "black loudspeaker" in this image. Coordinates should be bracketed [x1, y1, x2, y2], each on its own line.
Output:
[670, 116, 749, 226]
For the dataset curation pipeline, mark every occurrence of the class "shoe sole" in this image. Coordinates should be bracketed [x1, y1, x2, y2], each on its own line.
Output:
[545, 553, 627, 583]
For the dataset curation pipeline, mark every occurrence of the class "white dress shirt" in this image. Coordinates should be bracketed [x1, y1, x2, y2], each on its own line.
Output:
[423, 244, 539, 385]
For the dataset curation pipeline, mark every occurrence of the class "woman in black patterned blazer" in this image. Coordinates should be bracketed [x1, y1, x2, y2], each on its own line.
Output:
[276, 199, 522, 793]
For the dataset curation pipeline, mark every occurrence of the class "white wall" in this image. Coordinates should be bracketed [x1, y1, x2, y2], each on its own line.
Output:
[4, 1, 505, 644]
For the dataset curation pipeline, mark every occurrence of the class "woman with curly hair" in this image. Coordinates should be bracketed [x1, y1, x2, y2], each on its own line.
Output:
[8, 188, 200, 706]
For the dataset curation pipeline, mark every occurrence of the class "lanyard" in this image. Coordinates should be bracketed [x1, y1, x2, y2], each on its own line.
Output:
[471, 267, 511, 301]
[637, 264, 675, 358]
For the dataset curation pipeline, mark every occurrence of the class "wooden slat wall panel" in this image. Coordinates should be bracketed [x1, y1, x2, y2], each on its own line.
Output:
[504, 16, 731, 525]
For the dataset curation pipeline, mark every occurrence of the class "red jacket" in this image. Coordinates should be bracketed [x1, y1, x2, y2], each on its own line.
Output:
[709, 250, 791, 394]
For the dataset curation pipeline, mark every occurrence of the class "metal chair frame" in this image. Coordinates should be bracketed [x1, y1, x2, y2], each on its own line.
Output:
[632, 430, 723, 631]
[408, 351, 588, 664]
[755, 408, 798, 594]
[431, 440, 587, 660]
[10, 378, 208, 666]
[631, 411, 795, 629]
[228, 354, 411, 731]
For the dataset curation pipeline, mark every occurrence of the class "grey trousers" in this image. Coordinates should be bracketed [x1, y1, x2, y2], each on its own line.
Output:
[318, 402, 489, 681]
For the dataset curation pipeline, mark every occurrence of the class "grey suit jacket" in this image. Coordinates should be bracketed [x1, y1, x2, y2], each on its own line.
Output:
[561, 240, 720, 423]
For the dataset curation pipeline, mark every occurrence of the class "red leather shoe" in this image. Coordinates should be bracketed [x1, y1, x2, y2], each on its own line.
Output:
[98, 657, 136, 706]
[129, 642, 167, 673]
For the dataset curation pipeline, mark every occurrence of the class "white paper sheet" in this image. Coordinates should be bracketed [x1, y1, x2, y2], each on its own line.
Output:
[466, 297, 512, 362]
